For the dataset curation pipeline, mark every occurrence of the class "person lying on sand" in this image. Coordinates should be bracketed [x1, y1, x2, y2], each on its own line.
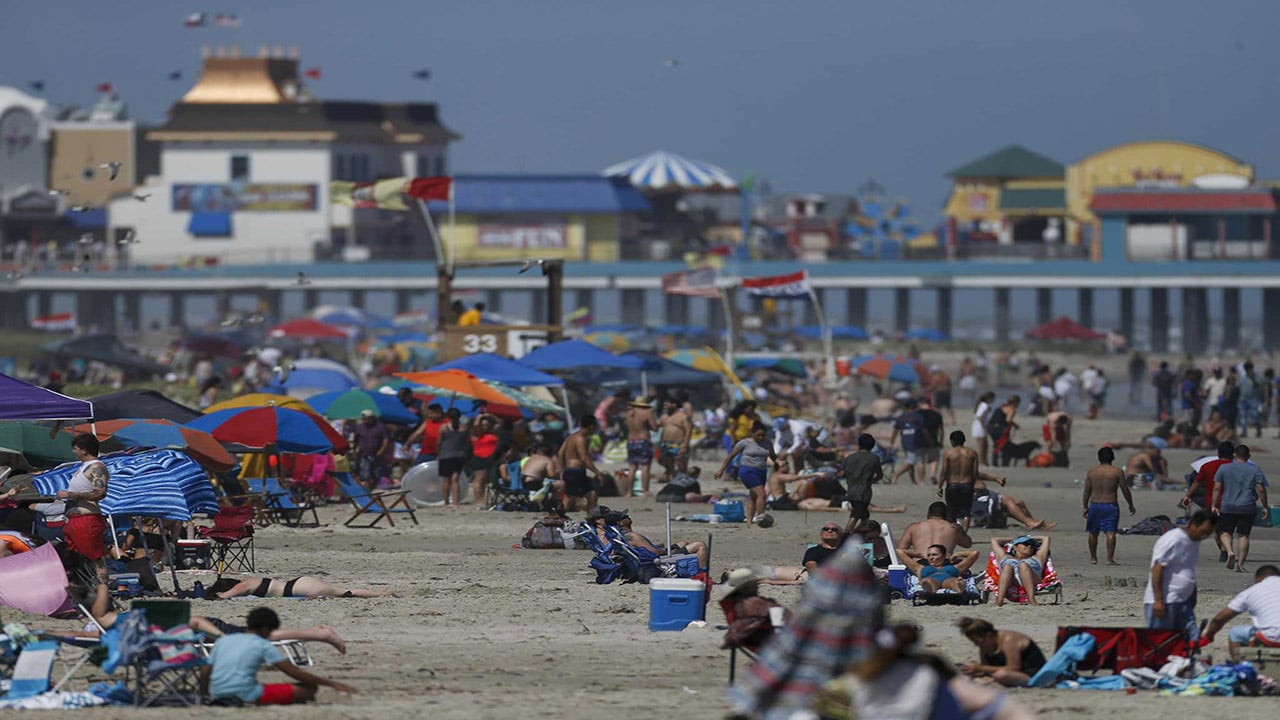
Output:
[972, 478, 1057, 531]
[63, 583, 347, 653]
[216, 576, 398, 600]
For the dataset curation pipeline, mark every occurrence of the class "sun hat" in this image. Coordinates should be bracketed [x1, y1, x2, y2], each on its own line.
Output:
[629, 398, 652, 408]
[360, 409, 375, 418]
[725, 566, 765, 593]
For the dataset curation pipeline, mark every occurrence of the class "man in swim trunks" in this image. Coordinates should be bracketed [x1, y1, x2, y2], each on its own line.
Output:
[938, 430, 980, 531]
[515, 443, 561, 493]
[1083, 446, 1135, 565]
[990, 535, 1051, 606]
[623, 399, 658, 497]
[657, 397, 692, 482]
[559, 414, 605, 511]
[1126, 444, 1170, 489]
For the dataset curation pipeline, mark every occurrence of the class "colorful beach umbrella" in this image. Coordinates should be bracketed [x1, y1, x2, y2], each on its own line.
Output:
[187, 406, 349, 454]
[32, 449, 218, 520]
[268, 318, 349, 340]
[70, 419, 234, 472]
[0, 421, 76, 468]
[204, 393, 316, 415]
[394, 369, 521, 407]
[306, 389, 419, 424]
[851, 355, 931, 385]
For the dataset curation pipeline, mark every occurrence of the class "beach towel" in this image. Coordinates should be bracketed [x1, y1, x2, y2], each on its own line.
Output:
[0, 691, 107, 709]
[1028, 632, 1094, 688]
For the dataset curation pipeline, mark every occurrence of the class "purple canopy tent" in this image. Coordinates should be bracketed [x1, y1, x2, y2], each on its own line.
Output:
[0, 373, 93, 421]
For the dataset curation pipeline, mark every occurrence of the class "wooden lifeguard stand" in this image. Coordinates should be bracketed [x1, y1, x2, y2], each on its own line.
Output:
[435, 259, 564, 362]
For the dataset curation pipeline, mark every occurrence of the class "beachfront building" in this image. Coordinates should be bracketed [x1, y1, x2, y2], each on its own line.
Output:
[942, 145, 1069, 255]
[108, 45, 458, 266]
[0, 87, 57, 248]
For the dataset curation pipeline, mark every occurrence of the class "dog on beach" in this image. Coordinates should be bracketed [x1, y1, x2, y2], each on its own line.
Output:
[1003, 441, 1042, 466]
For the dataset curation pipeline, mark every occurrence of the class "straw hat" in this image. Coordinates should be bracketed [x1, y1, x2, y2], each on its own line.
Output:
[629, 398, 652, 409]
[725, 566, 765, 593]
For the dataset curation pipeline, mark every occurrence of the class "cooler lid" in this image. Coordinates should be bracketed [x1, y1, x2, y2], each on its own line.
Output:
[649, 578, 704, 591]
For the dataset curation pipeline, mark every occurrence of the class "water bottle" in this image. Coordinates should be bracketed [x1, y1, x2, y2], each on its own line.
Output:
[193, 581, 205, 599]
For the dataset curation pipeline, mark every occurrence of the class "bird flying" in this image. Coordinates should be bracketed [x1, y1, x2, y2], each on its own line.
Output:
[100, 162, 122, 181]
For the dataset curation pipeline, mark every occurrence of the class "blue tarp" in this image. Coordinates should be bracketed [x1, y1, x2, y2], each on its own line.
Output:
[0, 373, 93, 421]
[188, 211, 232, 237]
[430, 352, 564, 386]
[573, 351, 721, 389]
[519, 340, 646, 371]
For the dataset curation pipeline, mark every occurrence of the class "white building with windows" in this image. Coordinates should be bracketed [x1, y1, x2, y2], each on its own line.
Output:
[109, 46, 458, 265]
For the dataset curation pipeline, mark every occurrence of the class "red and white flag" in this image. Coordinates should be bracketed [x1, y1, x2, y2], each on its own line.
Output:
[662, 267, 719, 298]
[32, 313, 76, 331]
[405, 177, 452, 202]
[742, 270, 811, 299]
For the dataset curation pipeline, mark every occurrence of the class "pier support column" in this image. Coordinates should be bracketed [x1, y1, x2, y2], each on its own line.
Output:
[664, 293, 689, 327]
[261, 290, 283, 324]
[894, 288, 911, 334]
[1222, 287, 1241, 351]
[1036, 288, 1052, 325]
[214, 291, 231, 323]
[1077, 288, 1094, 330]
[1119, 288, 1135, 344]
[37, 291, 52, 319]
[123, 292, 142, 334]
[936, 287, 953, 340]
[169, 292, 186, 330]
[1265, 289, 1280, 351]
[620, 289, 645, 326]
[394, 289, 412, 315]
[484, 289, 502, 314]
[350, 289, 367, 311]
[1181, 288, 1209, 356]
[1150, 288, 1169, 354]
[994, 288, 1011, 343]
[302, 289, 319, 310]
[845, 288, 868, 330]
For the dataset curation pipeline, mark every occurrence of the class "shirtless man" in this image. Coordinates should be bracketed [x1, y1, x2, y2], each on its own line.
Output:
[506, 444, 561, 500]
[938, 430, 980, 531]
[624, 399, 659, 497]
[616, 515, 708, 569]
[1125, 443, 1170, 489]
[559, 414, 605, 511]
[1082, 446, 1136, 565]
[930, 366, 955, 424]
[897, 501, 974, 560]
[972, 477, 1056, 531]
[657, 398, 693, 482]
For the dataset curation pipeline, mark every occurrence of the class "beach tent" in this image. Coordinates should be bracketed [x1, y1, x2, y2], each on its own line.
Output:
[0, 373, 93, 421]
[1025, 317, 1105, 341]
[429, 352, 564, 387]
[603, 150, 738, 192]
[90, 389, 201, 424]
[904, 328, 948, 342]
[574, 351, 721, 389]
[519, 340, 646, 371]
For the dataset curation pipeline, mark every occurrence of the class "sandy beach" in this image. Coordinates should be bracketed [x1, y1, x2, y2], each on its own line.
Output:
[10, 411, 1280, 719]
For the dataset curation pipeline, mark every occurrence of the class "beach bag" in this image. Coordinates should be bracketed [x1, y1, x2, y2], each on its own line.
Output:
[521, 518, 572, 549]
[985, 408, 1008, 439]
[1120, 515, 1175, 536]
[1029, 452, 1054, 468]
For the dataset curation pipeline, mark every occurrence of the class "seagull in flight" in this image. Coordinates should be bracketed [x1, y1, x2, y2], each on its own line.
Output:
[48, 188, 69, 196]
[116, 230, 138, 246]
[78, 233, 95, 245]
[295, 272, 311, 286]
[518, 258, 546, 274]
[133, 192, 150, 202]
[99, 161, 122, 181]
[664, 58, 680, 68]
[412, 69, 431, 80]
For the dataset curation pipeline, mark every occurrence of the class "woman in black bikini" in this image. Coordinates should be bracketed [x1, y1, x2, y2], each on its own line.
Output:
[216, 576, 398, 600]
[956, 617, 1047, 687]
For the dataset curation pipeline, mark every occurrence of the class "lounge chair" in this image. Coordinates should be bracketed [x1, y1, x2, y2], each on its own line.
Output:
[980, 545, 1063, 605]
[196, 505, 255, 574]
[100, 610, 206, 707]
[1053, 626, 1196, 673]
[246, 477, 320, 528]
[334, 472, 418, 528]
[720, 597, 767, 685]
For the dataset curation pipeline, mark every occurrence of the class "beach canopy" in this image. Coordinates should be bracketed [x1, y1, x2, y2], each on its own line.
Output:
[520, 340, 646, 371]
[903, 328, 948, 342]
[1025, 316, 1105, 341]
[0, 421, 76, 468]
[90, 389, 201, 423]
[0, 373, 93, 421]
[603, 150, 738, 191]
[574, 351, 721, 389]
[429, 352, 564, 387]
[394, 369, 522, 406]
[70, 419, 235, 472]
[851, 355, 931, 385]
[311, 305, 395, 330]
[32, 449, 218, 520]
[268, 318, 349, 340]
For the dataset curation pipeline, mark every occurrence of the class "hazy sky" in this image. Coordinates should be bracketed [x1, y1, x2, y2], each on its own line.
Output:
[4, 1, 1278, 225]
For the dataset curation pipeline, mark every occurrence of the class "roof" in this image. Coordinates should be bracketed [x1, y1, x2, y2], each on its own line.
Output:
[999, 188, 1066, 212]
[428, 175, 651, 214]
[947, 145, 1065, 180]
[1090, 188, 1279, 214]
[149, 101, 458, 144]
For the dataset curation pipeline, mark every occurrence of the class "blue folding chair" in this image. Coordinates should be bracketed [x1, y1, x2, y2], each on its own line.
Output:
[246, 477, 320, 528]
[334, 473, 418, 529]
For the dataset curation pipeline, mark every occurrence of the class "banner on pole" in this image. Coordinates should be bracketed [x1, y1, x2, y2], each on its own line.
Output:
[32, 313, 77, 331]
[661, 267, 720, 298]
[742, 270, 811, 299]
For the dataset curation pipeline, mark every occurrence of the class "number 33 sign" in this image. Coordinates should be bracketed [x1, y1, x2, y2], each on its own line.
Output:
[461, 333, 499, 353]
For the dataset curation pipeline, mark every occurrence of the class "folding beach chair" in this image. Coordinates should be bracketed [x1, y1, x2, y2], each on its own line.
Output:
[335, 472, 418, 528]
[488, 461, 535, 512]
[196, 505, 255, 574]
[980, 546, 1063, 605]
[720, 597, 770, 684]
[248, 477, 320, 528]
[3, 640, 57, 699]
[101, 610, 206, 707]
[1232, 630, 1280, 668]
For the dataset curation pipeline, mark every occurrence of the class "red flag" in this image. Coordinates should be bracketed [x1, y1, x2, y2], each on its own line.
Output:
[405, 177, 452, 202]
[304, 67, 322, 80]
[95, 82, 114, 93]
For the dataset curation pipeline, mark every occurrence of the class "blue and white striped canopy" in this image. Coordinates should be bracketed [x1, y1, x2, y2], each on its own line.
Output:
[603, 150, 738, 191]
[33, 449, 218, 520]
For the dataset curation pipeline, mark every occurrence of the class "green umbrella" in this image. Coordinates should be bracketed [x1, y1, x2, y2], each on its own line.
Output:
[0, 421, 77, 469]
[484, 382, 564, 416]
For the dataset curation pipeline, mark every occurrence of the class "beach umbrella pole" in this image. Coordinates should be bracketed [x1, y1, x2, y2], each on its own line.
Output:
[665, 502, 672, 558]
[558, 387, 574, 432]
[806, 287, 836, 384]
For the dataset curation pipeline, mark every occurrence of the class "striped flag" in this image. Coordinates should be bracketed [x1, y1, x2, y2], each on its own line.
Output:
[31, 312, 76, 331]
[405, 176, 452, 201]
[742, 270, 811, 299]
[183, 12, 206, 27]
[662, 267, 719, 298]
[330, 178, 410, 210]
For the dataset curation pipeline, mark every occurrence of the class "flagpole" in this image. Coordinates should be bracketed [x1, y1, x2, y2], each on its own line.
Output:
[447, 181, 456, 276]
[807, 286, 836, 383]
[417, 200, 445, 263]
[719, 287, 736, 374]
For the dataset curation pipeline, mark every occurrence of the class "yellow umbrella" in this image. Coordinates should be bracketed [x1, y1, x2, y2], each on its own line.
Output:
[664, 347, 751, 399]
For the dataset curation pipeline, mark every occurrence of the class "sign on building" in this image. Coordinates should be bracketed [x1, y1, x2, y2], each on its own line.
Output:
[477, 223, 567, 249]
[172, 183, 319, 212]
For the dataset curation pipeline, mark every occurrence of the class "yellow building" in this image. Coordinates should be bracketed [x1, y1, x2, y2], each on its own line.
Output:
[1065, 140, 1253, 244]
[943, 145, 1066, 245]
[438, 175, 650, 263]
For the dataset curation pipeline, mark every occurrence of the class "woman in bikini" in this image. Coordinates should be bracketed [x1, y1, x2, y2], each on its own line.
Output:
[216, 576, 398, 600]
[902, 543, 981, 593]
[990, 535, 1051, 606]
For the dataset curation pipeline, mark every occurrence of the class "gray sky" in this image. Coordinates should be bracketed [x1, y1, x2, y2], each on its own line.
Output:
[3, 0, 1278, 226]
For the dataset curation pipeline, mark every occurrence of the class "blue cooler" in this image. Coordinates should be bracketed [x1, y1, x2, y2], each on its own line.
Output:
[649, 578, 706, 631]
[712, 500, 746, 523]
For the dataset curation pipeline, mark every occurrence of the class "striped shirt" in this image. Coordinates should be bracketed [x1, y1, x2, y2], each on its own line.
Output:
[1228, 575, 1280, 642]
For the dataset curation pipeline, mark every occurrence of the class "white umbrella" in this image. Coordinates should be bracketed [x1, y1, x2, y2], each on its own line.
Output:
[603, 150, 737, 191]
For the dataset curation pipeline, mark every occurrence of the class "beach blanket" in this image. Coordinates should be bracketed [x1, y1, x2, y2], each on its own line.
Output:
[0, 691, 107, 709]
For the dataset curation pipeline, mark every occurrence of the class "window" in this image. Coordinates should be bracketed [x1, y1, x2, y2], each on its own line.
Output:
[230, 155, 250, 181]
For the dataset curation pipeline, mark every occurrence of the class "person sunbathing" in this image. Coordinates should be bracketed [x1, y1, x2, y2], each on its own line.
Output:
[901, 544, 981, 593]
[717, 523, 851, 586]
[67, 583, 347, 653]
[216, 576, 398, 600]
[972, 479, 1057, 531]
[615, 515, 707, 569]
[767, 468, 906, 514]
[990, 535, 1051, 606]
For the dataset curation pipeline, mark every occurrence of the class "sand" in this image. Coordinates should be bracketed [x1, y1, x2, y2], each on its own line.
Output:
[11, 413, 1280, 718]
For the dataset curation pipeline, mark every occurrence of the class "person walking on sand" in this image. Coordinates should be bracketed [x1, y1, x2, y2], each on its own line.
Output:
[1211, 444, 1270, 573]
[559, 415, 605, 511]
[716, 422, 779, 526]
[623, 398, 659, 497]
[1144, 510, 1218, 640]
[1082, 446, 1135, 565]
[656, 397, 692, 482]
[937, 430, 980, 532]
[889, 400, 925, 484]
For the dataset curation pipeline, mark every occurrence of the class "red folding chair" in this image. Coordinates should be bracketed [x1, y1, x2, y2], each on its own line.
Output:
[197, 505, 255, 574]
[1055, 626, 1194, 672]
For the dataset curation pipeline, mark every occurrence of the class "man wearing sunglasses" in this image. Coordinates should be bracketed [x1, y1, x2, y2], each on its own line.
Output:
[803, 523, 848, 571]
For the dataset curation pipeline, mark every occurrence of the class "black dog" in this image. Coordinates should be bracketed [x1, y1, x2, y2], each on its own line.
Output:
[1002, 440, 1042, 466]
